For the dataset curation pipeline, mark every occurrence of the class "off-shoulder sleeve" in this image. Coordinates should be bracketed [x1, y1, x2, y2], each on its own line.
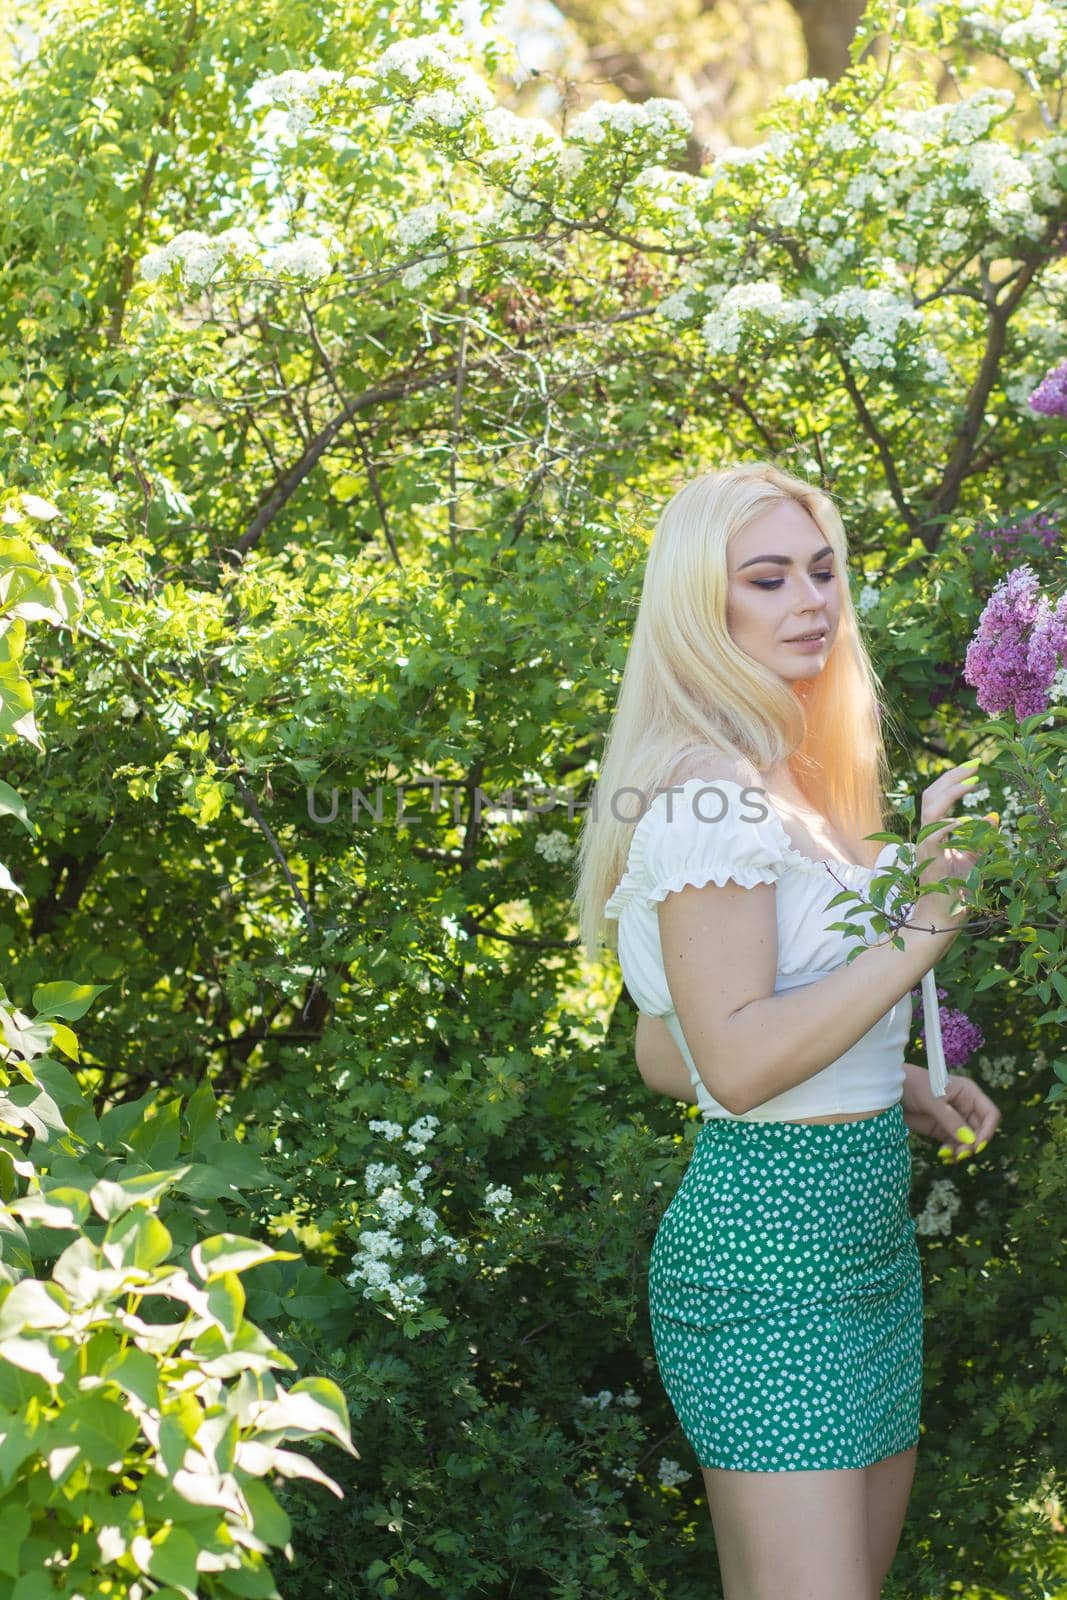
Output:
[640, 778, 792, 908]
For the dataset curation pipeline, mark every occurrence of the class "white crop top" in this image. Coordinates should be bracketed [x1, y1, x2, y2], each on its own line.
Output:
[604, 778, 948, 1122]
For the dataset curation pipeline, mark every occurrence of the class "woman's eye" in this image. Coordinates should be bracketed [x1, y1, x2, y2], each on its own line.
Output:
[753, 572, 835, 590]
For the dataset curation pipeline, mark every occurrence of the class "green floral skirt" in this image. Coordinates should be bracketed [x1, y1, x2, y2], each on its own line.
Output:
[648, 1100, 922, 1471]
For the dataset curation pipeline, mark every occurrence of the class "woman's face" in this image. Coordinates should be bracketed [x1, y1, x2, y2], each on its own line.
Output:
[725, 500, 841, 684]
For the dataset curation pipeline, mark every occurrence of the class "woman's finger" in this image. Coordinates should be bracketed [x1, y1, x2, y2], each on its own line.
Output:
[943, 1078, 1001, 1158]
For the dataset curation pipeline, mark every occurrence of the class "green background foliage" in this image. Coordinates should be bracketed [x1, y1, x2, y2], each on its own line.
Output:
[1, 0, 1065, 1594]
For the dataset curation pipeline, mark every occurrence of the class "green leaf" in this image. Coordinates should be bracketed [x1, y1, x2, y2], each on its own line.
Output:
[30, 980, 109, 1022]
[52, 1235, 107, 1302]
[44, 1021, 79, 1060]
[0, 1081, 66, 1140]
[89, 1166, 190, 1219]
[0, 860, 24, 898]
[0, 780, 34, 837]
[246, 1375, 355, 1452]
[126, 1097, 183, 1164]
[206, 1271, 245, 1338]
[255, 1443, 347, 1495]
[98, 1344, 162, 1409]
[210, 1560, 281, 1596]
[0, 1503, 30, 1576]
[51, 1394, 140, 1470]
[102, 1209, 173, 1272]
[0, 1412, 42, 1490]
[9, 1185, 90, 1229]
[240, 1477, 292, 1549]
[0, 1277, 71, 1337]
[184, 1077, 221, 1147]
[190, 1235, 300, 1282]
[0, 1333, 67, 1385]
[141, 1522, 200, 1596]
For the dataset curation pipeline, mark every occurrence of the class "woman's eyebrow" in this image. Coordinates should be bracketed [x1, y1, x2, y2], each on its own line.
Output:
[737, 544, 834, 570]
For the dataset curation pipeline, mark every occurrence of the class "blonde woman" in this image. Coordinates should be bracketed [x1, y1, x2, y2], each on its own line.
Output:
[571, 462, 1000, 1600]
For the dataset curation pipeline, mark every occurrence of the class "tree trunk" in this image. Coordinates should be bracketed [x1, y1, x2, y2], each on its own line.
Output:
[784, 0, 868, 80]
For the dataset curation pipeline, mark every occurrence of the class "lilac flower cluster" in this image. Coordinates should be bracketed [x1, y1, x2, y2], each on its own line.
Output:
[977, 508, 1059, 559]
[914, 984, 986, 1071]
[964, 564, 1067, 718]
[1028, 359, 1067, 418]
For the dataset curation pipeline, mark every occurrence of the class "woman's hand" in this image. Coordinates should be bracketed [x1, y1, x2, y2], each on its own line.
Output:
[901, 1061, 1002, 1160]
[914, 759, 997, 927]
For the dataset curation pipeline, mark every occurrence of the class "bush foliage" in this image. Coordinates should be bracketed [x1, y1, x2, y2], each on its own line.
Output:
[1, 0, 1066, 1594]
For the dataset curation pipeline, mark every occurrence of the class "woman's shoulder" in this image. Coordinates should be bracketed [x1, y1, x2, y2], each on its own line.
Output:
[633, 750, 792, 898]
[663, 746, 765, 793]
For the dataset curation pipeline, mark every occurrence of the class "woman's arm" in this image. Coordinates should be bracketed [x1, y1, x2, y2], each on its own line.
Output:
[635, 1012, 697, 1104]
[634, 1013, 998, 1149]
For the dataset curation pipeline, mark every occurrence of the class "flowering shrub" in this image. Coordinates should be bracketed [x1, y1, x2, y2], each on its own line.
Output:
[965, 564, 1067, 715]
[1027, 355, 1067, 415]
[0, 498, 356, 1594]
[2, 0, 1067, 1593]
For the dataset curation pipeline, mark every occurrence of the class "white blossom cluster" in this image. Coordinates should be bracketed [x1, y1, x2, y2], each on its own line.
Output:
[269, 236, 337, 279]
[646, 65, 1060, 356]
[780, 76, 829, 103]
[534, 829, 572, 865]
[916, 1175, 963, 1236]
[360, 29, 495, 133]
[957, 0, 1067, 77]
[479, 105, 561, 173]
[401, 252, 448, 291]
[362, 29, 473, 85]
[484, 1182, 514, 1223]
[579, 1386, 641, 1409]
[567, 96, 694, 152]
[139, 226, 336, 286]
[764, 180, 805, 228]
[710, 130, 792, 173]
[694, 273, 952, 374]
[868, 90, 1060, 255]
[972, 1050, 1027, 1090]
[629, 166, 704, 236]
[656, 287, 698, 322]
[657, 1457, 692, 1488]
[820, 286, 922, 371]
[439, 913, 469, 945]
[403, 81, 495, 132]
[139, 226, 259, 286]
[253, 66, 342, 136]
[347, 1112, 468, 1315]
[170, 8, 1067, 366]
[394, 199, 481, 290]
[857, 584, 881, 615]
[959, 778, 1022, 852]
[701, 280, 819, 358]
[1003, 369, 1046, 412]
[954, 139, 1057, 240]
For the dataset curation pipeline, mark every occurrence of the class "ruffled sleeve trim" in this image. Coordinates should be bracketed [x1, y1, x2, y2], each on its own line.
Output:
[604, 779, 905, 919]
[603, 797, 657, 920]
[604, 778, 792, 918]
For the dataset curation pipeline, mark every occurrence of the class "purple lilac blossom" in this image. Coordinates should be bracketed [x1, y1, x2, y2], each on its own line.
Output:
[1028, 359, 1067, 418]
[977, 509, 1059, 559]
[1027, 590, 1067, 685]
[964, 564, 1066, 717]
[914, 984, 986, 1072]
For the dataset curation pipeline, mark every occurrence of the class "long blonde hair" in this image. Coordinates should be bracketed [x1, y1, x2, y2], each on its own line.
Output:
[571, 460, 897, 962]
